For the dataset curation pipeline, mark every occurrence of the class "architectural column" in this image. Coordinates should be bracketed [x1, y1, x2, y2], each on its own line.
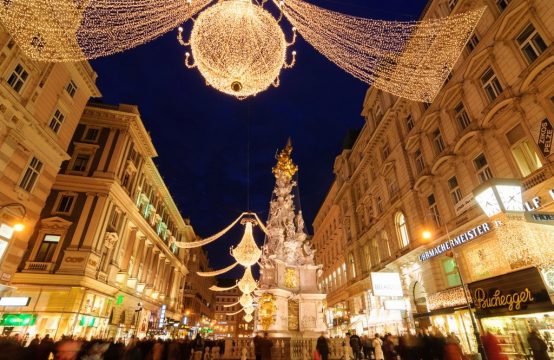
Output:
[106, 129, 129, 175]
[140, 243, 154, 283]
[69, 193, 96, 249]
[81, 194, 109, 250]
[131, 236, 146, 278]
[147, 251, 159, 287]
[121, 228, 137, 271]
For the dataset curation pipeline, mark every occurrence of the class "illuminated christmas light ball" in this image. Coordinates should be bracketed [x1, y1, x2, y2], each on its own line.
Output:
[190, 0, 287, 98]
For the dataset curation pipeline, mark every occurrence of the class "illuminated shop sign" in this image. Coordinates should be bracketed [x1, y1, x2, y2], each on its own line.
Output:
[383, 299, 407, 310]
[371, 272, 403, 297]
[468, 267, 552, 316]
[0, 297, 31, 307]
[419, 222, 491, 261]
[79, 316, 97, 327]
[0, 314, 36, 326]
[159, 304, 166, 328]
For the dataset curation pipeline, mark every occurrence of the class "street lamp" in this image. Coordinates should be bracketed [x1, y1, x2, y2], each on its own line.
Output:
[0, 202, 27, 232]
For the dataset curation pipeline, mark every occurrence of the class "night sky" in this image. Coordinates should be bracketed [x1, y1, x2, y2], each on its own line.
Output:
[90, 0, 427, 275]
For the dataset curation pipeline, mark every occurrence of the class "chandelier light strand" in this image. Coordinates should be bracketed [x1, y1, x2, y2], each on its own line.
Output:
[277, 0, 485, 102]
[0, 0, 213, 62]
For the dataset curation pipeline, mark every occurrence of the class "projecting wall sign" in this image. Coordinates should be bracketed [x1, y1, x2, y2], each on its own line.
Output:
[419, 222, 491, 261]
[537, 118, 553, 156]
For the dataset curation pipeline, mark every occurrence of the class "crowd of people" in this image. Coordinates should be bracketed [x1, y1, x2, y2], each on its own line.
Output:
[0, 333, 225, 360]
[314, 329, 551, 360]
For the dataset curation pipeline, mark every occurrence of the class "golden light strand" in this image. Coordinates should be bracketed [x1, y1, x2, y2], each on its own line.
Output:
[0, 0, 212, 62]
[278, 0, 485, 102]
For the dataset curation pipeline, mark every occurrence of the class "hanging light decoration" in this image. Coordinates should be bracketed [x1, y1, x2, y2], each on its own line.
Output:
[177, 0, 296, 99]
[237, 266, 258, 294]
[239, 293, 254, 308]
[277, 0, 485, 102]
[243, 306, 255, 315]
[0, 0, 211, 62]
[231, 219, 262, 267]
[243, 314, 253, 323]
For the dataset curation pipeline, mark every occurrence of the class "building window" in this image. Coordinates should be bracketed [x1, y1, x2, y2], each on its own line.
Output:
[109, 209, 121, 231]
[49, 109, 65, 133]
[387, 172, 399, 200]
[406, 115, 414, 131]
[66, 80, 77, 98]
[35, 234, 61, 262]
[506, 124, 542, 177]
[72, 153, 91, 173]
[55, 194, 76, 214]
[454, 102, 471, 130]
[442, 258, 461, 287]
[448, 176, 463, 205]
[363, 244, 371, 269]
[414, 149, 425, 173]
[466, 34, 479, 53]
[7, 64, 29, 93]
[432, 128, 446, 154]
[473, 153, 493, 184]
[382, 142, 390, 160]
[374, 103, 383, 127]
[372, 239, 380, 264]
[395, 212, 410, 248]
[376, 196, 384, 214]
[83, 127, 100, 143]
[382, 230, 392, 257]
[496, 0, 510, 11]
[349, 254, 356, 279]
[19, 157, 43, 192]
[517, 23, 547, 64]
[428, 194, 441, 226]
[481, 67, 503, 102]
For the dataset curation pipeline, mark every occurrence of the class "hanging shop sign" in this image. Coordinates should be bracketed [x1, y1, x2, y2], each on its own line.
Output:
[0, 314, 36, 326]
[419, 222, 491, 261]
[0, 297, 31, 306]
[159, 304, 166, 328]
[468, 267, 553, 317]
[454, 194, 476, 216]
[371, 272, 403, 297]
[537, 118, 554, 156]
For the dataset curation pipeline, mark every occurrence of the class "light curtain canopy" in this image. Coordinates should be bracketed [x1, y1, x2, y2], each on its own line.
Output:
[0, 0, 211, 62]
[279, 0, 485, 102]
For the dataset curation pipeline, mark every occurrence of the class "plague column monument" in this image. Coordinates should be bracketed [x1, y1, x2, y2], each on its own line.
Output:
[256, 140, 327, 338]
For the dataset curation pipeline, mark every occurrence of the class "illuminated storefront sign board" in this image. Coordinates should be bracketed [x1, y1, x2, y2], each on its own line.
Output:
[0, 314, 36, 326]
[468, 267, 552, 316]
[159, 304, 166, 328]
[79, 316, 97, 327]
[419, 222, 491, 261]
[371, 272, 403, 297]
[383, 299, 407, 310]
[0, 297, 31, 307]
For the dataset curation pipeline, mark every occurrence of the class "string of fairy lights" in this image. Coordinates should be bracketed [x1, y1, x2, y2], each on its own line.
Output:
[277, 0, 485, 102]
[0, 0, 211, 61]
[0, 0, 484, 101]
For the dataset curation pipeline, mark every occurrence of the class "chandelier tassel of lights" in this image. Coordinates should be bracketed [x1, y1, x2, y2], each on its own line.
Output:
[209, 283, 238, 292]
[197, 261, 239, 277]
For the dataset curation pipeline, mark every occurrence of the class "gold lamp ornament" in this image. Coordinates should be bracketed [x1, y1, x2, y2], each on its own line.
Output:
[237, 266, 258, 294]
[178, 0, 296, 99]
[243, 314, 253, 323]
[231, 219, 262, 267]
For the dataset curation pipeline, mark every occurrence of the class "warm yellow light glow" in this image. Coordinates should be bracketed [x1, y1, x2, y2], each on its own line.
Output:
[0, 0, 211, 62]
[243, 314, 253, 323]
[178, 0, 295, 98]
[237, 266, 258, 294]
[278, 0, 484, 102]
[239, 293, 254, 308]
[13, 223, 24, 232]
[232, 220, 262, 267]
[422, 230, 432, 240]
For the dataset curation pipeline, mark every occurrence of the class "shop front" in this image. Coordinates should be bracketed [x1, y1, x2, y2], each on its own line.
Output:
[468, 267, 554, 360]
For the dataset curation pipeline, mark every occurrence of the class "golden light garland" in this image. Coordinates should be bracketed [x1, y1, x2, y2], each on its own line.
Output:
[232, 219, 262, 267]
[243, 306, 255, 315]
[427, 286, 467, 311]
[278, 0, 485, 102]
[243, 314, 254, 323]
[0, 0, 212, 62]
[178, 0, 296, 98]
[239, 293, 254, 308]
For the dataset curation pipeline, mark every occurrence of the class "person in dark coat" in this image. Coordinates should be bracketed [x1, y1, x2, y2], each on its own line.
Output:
[350, 332, 362, 360]
[260, 332, 273, 360]
[528, 329, 551, 360]
[37, 334, 55, 360]
[382, 335, 397, 360]
[316, 332, 330, 360]
[253, 333, 263, 360]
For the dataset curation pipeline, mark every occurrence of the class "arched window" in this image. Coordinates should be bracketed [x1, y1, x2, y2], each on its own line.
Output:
[395, 212, 410, 248]
[349, 254, 357, 279]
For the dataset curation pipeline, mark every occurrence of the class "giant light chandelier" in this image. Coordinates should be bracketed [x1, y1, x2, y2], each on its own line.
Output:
[1, 0, 483, 101]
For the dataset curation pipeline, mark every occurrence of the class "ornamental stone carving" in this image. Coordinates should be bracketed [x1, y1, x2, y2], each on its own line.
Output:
[104, 232, 119, 249]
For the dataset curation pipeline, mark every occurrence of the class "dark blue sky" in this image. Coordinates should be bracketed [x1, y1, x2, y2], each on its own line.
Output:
[90, 0, 427, 273]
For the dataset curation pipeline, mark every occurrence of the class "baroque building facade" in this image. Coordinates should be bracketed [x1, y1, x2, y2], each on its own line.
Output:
[0, 25, 100, 289]
[314, 0, 554, 354]
[4, 102, 194, 340]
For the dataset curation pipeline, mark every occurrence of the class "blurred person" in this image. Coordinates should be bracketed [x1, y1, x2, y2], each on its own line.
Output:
[350, 331, 362, 360]
[382, 334, 397, 360]
[528, 329, 550, 360]
[372, 334, 384, 360]
[37, 334, 55, 360]
[362, 335, 373, 360]
[482, 331, 508, 360]
[253, 332, 263, 360]
[316, 332, 330, 360]
[193, 334, 204, 360]
[444, 333, 464, 360]
[260, 332, 273, 360]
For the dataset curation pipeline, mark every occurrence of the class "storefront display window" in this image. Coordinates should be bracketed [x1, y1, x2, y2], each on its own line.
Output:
[442, 258, 461, 287]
